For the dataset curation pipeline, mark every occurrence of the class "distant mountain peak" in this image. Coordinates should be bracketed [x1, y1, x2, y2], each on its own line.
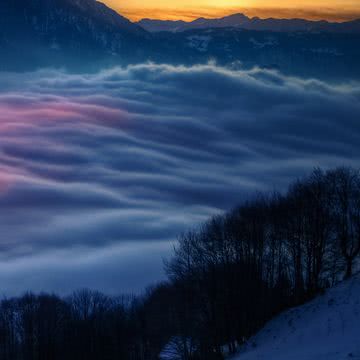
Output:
[137, 12, 360, 33]
[223, 13, 249, 20]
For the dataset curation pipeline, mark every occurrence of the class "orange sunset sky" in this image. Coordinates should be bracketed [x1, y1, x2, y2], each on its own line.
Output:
[103, 0, 360, 22]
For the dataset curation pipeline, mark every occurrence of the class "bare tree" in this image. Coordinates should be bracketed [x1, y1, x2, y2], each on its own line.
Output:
[328, 168, 360, 279]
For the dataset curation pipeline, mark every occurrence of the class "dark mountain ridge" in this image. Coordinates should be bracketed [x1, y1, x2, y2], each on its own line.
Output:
[0, 0, 360, 81]
[0, 0, 149, 70]
[138, 12, 360, 33]
[1, 0, 146, 37]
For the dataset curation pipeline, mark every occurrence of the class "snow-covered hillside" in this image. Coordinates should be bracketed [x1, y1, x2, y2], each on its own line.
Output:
[235, 274, 360, 360]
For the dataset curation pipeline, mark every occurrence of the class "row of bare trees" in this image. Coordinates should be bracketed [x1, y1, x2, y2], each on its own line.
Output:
[161, 167, 360, 359]
[0, 167, 359, 360]
[0, 290, 146, 360]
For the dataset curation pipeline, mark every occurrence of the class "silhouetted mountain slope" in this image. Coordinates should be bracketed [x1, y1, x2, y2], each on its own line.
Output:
[0, 0, 149, 70]
[138, 13, 360, 33]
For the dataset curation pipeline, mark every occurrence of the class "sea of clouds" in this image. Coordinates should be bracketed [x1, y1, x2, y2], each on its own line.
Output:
[0, 63, 359, 295]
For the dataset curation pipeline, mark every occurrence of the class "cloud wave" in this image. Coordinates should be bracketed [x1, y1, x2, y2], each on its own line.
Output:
[0, 64, 359, 294]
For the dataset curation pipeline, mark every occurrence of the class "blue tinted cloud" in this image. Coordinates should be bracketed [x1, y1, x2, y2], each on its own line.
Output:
[0, 64, 359, 295]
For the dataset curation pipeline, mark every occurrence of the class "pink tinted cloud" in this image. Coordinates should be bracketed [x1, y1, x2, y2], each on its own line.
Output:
[0, 92, 128, 194]
[0, 172, 13, 193]
[0, 94, 127, 130]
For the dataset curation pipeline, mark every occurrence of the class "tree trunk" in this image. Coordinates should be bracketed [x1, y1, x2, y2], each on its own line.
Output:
[344, 257, 353, 279]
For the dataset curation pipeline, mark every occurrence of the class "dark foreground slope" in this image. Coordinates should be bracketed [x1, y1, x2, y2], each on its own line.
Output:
[235, 274, 360, 360]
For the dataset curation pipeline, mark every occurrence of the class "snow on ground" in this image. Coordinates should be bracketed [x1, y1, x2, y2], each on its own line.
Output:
[234, 274, 360, 360]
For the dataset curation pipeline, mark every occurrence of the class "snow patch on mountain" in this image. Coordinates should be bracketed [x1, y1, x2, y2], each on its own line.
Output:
[307, 47, 343, 56]
[249, 36, 278, 49]
[187, 35, 212, 52]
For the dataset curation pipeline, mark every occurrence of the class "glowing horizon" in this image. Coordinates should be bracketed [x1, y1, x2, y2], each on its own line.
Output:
[102, 0, 360, 22]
